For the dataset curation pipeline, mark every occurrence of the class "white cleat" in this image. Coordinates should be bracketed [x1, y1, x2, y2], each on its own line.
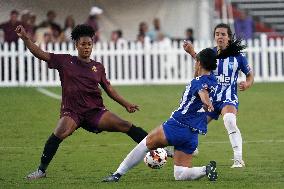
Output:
[231, 160, 245, 168]
[26, 169, 46, 180]
[165, 146, 174, 158]
[192, 148, 199, 156]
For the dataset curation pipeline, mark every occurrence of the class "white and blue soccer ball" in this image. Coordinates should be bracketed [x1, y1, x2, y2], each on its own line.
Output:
[144, 148, 167, 169]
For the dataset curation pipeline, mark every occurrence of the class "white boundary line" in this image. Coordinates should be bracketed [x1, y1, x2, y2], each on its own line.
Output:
[32, 88, 283, 149]
[36, 87, 61, 100]
[1, 139, 284, 149]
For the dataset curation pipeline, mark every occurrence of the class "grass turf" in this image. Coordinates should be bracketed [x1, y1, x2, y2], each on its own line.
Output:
[0, 83, 284, 189]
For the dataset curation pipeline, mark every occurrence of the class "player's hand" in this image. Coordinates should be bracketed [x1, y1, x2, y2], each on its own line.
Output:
[183, 40, 196, 57]
[203, 103, 214, 112]
[15, 25, 29, 40]
[239, 81, 249, 91]
[125, 103, 140, 113]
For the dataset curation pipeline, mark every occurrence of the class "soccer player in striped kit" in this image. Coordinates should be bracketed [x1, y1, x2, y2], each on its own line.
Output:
[183, 23, 254, 168]
[103, 48, 219, 182]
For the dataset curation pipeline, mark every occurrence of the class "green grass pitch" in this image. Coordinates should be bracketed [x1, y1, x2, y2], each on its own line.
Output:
[0, 83, 284, 189]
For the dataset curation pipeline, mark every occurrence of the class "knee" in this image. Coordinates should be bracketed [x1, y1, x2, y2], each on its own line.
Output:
[54, 126, 74, 140]
[119, 120, 132, 132]
[145, 136, 155, 149]
[223, 113, 238, 134]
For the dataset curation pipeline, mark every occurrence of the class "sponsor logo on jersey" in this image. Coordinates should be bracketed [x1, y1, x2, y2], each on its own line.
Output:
[216, 74, 231, 84]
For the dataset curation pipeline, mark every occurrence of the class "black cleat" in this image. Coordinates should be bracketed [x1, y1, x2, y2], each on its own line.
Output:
[206, 161, 218, 181]
[102, 173, 121, 182]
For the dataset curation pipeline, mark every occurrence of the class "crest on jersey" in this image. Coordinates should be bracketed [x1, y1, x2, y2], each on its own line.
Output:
[92, 66, 97, 72]
[228, 62, 234, 70]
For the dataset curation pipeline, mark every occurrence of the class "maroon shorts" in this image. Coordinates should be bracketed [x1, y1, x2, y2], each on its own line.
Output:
[60, 108, 108, 133]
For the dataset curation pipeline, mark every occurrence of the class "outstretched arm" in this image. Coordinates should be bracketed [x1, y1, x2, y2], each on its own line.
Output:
[183, 40, 197, 60]
[239, 72, 254, 91]
[15, 25, 50, 62]
[198, 89, 214, 112]
[184, 40, 199, 77]
[102, 84, 139, 113]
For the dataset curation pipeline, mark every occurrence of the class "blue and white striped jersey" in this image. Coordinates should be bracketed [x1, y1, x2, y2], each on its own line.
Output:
[170, 74, 218, 134]
[212, 47, 251, 104]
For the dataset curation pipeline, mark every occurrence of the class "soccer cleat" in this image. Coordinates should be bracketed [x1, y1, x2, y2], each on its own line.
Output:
[26, 169, 46, 180]
[192, 148, 199, 156]
[231, 159, 245, 168]
[102, 173, 121, 182]
[164, 147, 174, 158]
[206, 161, 218, 181]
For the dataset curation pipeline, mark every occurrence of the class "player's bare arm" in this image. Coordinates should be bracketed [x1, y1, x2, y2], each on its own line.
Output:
[198, 89, 214, 112]
[239, 71, 254, 91]
[102, 84, 139, 113]
[15, 25, 50, 62]
[183, 40, 197, 60]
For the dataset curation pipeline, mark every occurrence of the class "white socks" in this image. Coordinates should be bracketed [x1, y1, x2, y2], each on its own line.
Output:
[223, 113, 243, 160]
[174, 165, 206, 180]
[114, 137, 208, 180]
[115, 137, 149, 175]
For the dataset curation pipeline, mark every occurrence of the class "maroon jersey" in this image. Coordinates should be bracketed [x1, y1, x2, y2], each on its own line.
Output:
[47, 53, 110, 114]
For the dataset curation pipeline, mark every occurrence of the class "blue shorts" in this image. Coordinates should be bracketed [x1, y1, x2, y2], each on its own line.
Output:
[207, 100, 239, 120]
[163, 118, 198, 154]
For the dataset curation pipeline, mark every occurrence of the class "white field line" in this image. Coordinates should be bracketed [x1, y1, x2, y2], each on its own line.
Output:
[32, 88, 284, 149]
[1, 139, 284, 149]
[36, 87, 61, 100]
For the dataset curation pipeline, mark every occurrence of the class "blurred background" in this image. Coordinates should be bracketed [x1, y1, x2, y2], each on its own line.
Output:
[1, 0, 284, 86]
[0, 0, 212, 42]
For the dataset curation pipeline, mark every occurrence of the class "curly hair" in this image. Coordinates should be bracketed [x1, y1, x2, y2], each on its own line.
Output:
[71, 24, 94, 41]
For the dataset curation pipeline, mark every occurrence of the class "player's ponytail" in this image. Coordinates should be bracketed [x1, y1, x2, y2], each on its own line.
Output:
[217, 37, 246, 59]
[196, 48, 217, 71]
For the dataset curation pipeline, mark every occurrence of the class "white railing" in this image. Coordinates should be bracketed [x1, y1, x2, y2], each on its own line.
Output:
[0, 34, 284, 87]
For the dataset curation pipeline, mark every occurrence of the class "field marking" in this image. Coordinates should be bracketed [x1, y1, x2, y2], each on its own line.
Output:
[32, 88, 283, 149]
[1, 139, 284, 149]
[36, 87, 61, 100]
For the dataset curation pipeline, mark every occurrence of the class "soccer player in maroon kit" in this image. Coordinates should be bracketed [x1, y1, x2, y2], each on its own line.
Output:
[15, 24, 149, 180]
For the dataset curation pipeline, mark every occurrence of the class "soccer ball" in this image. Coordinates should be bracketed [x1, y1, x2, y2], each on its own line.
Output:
[144, 148, 167, 169]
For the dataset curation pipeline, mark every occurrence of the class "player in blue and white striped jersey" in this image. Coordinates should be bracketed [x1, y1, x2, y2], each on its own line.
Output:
[103, 48, 219, 182]
[183, 23, 254, 168]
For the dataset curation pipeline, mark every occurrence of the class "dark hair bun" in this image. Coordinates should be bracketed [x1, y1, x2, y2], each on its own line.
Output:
[197, 48, 217, 71]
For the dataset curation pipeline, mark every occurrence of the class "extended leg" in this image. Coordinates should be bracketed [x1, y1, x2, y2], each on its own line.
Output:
[102, 125, 168, 182]
[26, 116, 77, 180]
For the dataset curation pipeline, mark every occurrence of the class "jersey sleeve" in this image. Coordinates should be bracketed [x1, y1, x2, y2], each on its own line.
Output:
[99, 64, 111, 88]
[46, 53, 71, 70]
[191, 78, 209, 95]
[238, 53, 251, 75]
